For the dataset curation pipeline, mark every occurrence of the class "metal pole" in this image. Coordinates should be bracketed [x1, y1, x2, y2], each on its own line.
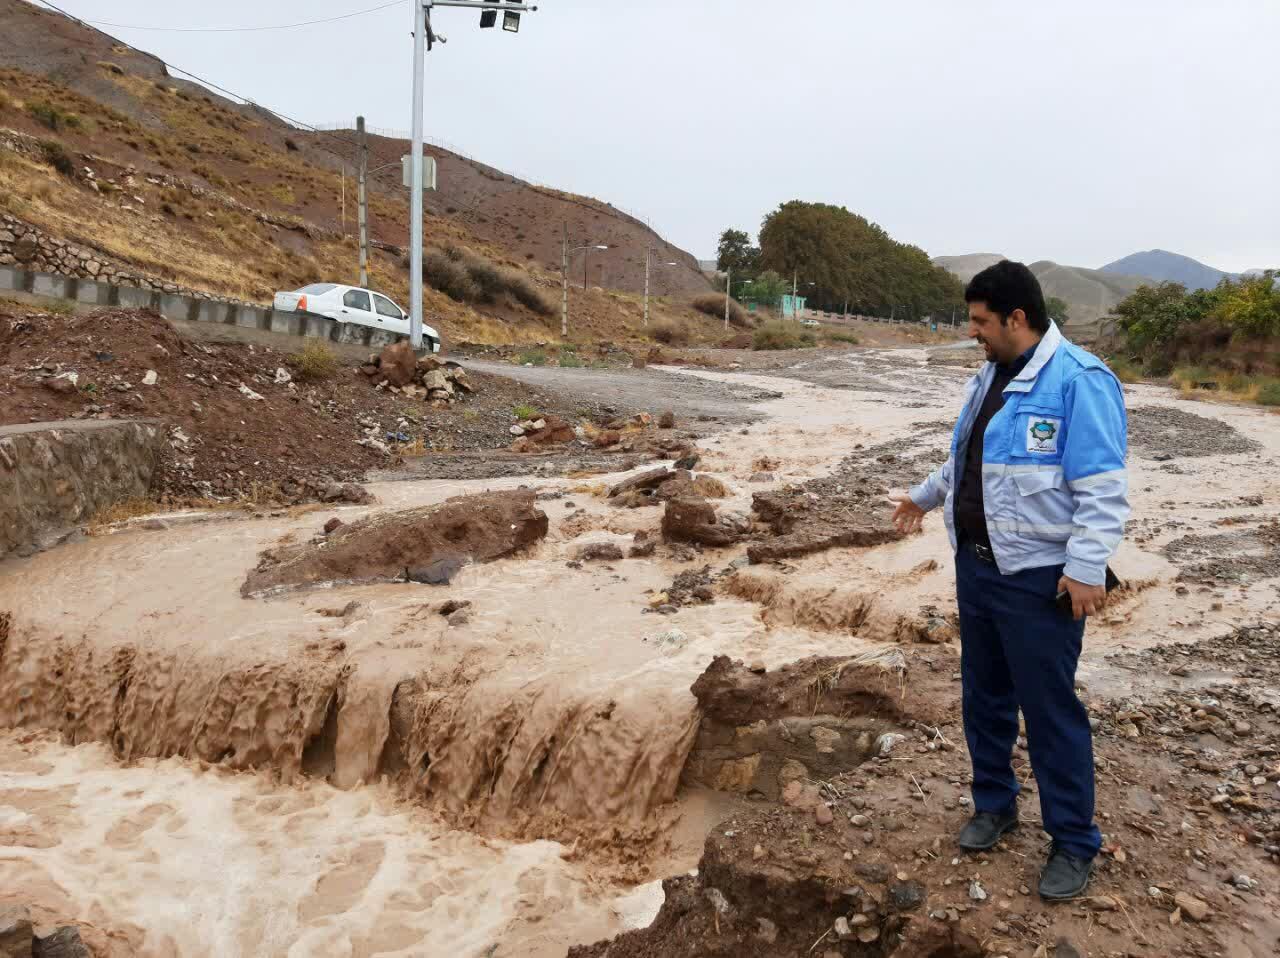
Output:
[340, 164, 346, 235]
[643, 247, 651, 327]
[583, 244, 589, 291]
[724, 267, 731, 331]
[408, 1, 427, 349]
[560, 228, 569, 338]
[792, 269, 798, 321]
[357, 115, 369, 288]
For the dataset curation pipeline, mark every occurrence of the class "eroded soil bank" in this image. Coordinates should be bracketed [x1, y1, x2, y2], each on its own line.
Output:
[1, 345, 1278, 956]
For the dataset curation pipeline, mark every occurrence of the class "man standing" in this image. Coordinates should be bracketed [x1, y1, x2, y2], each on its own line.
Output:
[890, 261, 1129, 901]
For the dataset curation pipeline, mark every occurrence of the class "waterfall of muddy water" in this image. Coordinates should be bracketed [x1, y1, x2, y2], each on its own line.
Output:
[2, 351, 1279, 955]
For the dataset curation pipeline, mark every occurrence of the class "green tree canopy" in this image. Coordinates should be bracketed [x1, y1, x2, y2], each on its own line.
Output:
[737, 270, 786, 308]
[1046, 296, 1071, 324]
[756, 201, 962, 318]
[716, 228, 760, 280]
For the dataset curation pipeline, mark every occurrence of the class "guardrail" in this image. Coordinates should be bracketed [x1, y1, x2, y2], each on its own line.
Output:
[0, 265, 408, 351]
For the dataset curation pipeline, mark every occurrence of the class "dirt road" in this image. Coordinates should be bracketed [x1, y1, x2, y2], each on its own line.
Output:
[1, 345, 1277, 957]
[461, 358, 779, 423]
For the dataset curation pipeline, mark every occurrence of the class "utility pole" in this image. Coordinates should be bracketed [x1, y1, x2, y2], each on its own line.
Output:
[724, 267, 732, 331]
[408, 2, 428, 348]
[357, 116, 369, 288]
[561, 227, 569, 338]
[643, 246, 652, 328]
[792, 269, 798, 321]
[340, 164, 346, 235]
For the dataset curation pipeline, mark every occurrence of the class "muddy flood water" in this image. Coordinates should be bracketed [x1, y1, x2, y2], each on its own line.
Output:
[2, 346, 1278, 956]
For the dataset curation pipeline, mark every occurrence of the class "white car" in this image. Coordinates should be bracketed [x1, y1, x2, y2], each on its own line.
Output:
[800, 319, 820, 328]
[273, 283, 442, 352]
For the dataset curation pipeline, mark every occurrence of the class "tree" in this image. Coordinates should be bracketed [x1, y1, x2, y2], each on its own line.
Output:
[1114, 282, 1192, 353]
[716, 229, 760, 280]
[756, 201, 962, 317]
[740, 270, 786, 309]
[1216, 272, 1280, 338]
[1046, 297, 1070, 325]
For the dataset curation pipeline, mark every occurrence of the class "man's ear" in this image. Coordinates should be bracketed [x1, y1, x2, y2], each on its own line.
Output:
[1008, 308, 1027, 331]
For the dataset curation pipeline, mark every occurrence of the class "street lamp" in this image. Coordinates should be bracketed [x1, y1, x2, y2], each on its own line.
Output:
[789, 272, 816, 321]
[407, 0, 537, 350]
[643, 247, 678, 327]
[561, 236, 608, 338]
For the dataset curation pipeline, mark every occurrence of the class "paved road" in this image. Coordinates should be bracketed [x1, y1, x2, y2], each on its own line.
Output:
[460, 359, 780, 424]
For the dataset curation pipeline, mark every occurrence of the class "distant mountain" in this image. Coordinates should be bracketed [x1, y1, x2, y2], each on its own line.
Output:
[1100, 250, 1237, 291]
[932, 255, 1149, 327]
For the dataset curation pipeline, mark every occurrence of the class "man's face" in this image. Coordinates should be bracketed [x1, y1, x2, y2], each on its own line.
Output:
[968, 302, 1020, 364]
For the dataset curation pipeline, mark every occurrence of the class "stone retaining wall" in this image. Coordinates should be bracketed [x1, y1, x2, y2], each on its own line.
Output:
[0, 420, 165, 559]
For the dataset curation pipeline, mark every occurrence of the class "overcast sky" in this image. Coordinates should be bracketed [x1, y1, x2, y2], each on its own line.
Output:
[52, 0, 1280, 271]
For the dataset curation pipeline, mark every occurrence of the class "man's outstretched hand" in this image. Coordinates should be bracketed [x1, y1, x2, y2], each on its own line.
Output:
[888, 492, 926, 535]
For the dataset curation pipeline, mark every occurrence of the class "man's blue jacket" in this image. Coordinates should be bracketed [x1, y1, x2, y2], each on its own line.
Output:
[909, 322, 1130, 586]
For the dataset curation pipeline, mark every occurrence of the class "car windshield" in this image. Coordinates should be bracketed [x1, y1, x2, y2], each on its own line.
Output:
[295, 283, 337, 295]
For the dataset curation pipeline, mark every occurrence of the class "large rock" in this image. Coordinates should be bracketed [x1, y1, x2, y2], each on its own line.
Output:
[242, 489, 549, 595]
[662, 497, 741, 547]
[608, 467, 674, 500]
[33, 926, 90, 958]
[379, 341, 418, 388]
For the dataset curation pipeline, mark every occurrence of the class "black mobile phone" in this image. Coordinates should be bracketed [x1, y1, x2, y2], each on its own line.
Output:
[1056, 567, 1122, 616]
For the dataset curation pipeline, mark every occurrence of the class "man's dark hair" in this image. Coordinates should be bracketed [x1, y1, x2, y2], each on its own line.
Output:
[965, 260, 1049, 333]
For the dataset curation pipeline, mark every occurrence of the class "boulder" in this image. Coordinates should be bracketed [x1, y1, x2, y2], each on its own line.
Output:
[378, 341, 418, 388]
[423, 369, 450, 391]
[592, 429, 622, 449]
[662, 497, 742, 547]
[450, 369, 476, 394]
[417, 355, 443, 373]
[577, 542, 625, 562]
[659, 410, 676, 429]
[608, 467, 674, 499]
[33, 926, 90, 958]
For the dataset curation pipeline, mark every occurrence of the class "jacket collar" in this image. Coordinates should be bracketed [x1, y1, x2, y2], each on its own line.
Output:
[1003, 321, 1062, 394]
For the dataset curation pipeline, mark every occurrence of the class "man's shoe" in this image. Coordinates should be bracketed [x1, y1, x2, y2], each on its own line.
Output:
[1038, 844, 1093, 900]
[957, 810, 1018, 851]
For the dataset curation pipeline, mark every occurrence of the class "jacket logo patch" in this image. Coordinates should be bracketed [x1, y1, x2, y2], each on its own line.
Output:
[1027, 417, 1061, 454]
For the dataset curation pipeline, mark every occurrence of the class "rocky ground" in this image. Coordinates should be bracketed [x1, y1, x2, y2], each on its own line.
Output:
[572, 627, 1280, 958]
[0, 305, 722, 503]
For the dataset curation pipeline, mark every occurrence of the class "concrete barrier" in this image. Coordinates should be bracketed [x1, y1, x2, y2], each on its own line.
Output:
[2, 266, 412, 352]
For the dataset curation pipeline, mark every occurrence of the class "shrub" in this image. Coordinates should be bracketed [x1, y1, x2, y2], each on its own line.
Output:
[0, 89, 11, 113]
[558, 345, 583, 368]
[650, 319, 689, 346]
[825, 330, 860, 345]
[422, 250, 479, 303]
[692, 294, 749, 328]
[26, 100, 79, 132]
[753, 321, 815, 351]
[1108, 356, 1143, 384]
[513, 404, 540, 420]
[416, 244, 552, 315]
[39, 140, 75, 178]
[291, 341, 338, 382]
[1257, 380, 1280, 407]
[515, 348, 547, 367]
[284, 138, 299, 152]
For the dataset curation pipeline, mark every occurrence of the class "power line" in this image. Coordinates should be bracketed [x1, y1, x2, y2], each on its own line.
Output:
[86, 1, 403, 34]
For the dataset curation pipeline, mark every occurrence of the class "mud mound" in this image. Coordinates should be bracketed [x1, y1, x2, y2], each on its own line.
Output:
[242, 489, 549, 596]
[683, 652, 941, 803]
[0, 307, 621, 501]
[747, 434, 947, 563]
[1128, 404, 1261, 459]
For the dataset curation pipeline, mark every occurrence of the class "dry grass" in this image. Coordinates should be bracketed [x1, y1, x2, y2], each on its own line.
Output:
[85, 496, 166, 533]
[290, 341, 339, 382]
[650, 318, 689, 345]
[753, 321, 815, 350]
[691, 294, 749, 328]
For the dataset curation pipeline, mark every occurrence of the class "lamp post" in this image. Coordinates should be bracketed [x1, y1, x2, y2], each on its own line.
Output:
[643, 247, 678, 327]
[561, 236, 608, 338]
[407, 0, 537, 350]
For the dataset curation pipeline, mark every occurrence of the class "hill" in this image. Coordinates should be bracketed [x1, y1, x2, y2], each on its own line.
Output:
[1100, 249, 1236, 291]
[0, 0, 714, 346]
[933, 254, 1148, 327]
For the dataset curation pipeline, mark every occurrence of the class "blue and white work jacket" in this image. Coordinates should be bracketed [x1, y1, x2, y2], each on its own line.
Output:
[909, 322, 1130, 586]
